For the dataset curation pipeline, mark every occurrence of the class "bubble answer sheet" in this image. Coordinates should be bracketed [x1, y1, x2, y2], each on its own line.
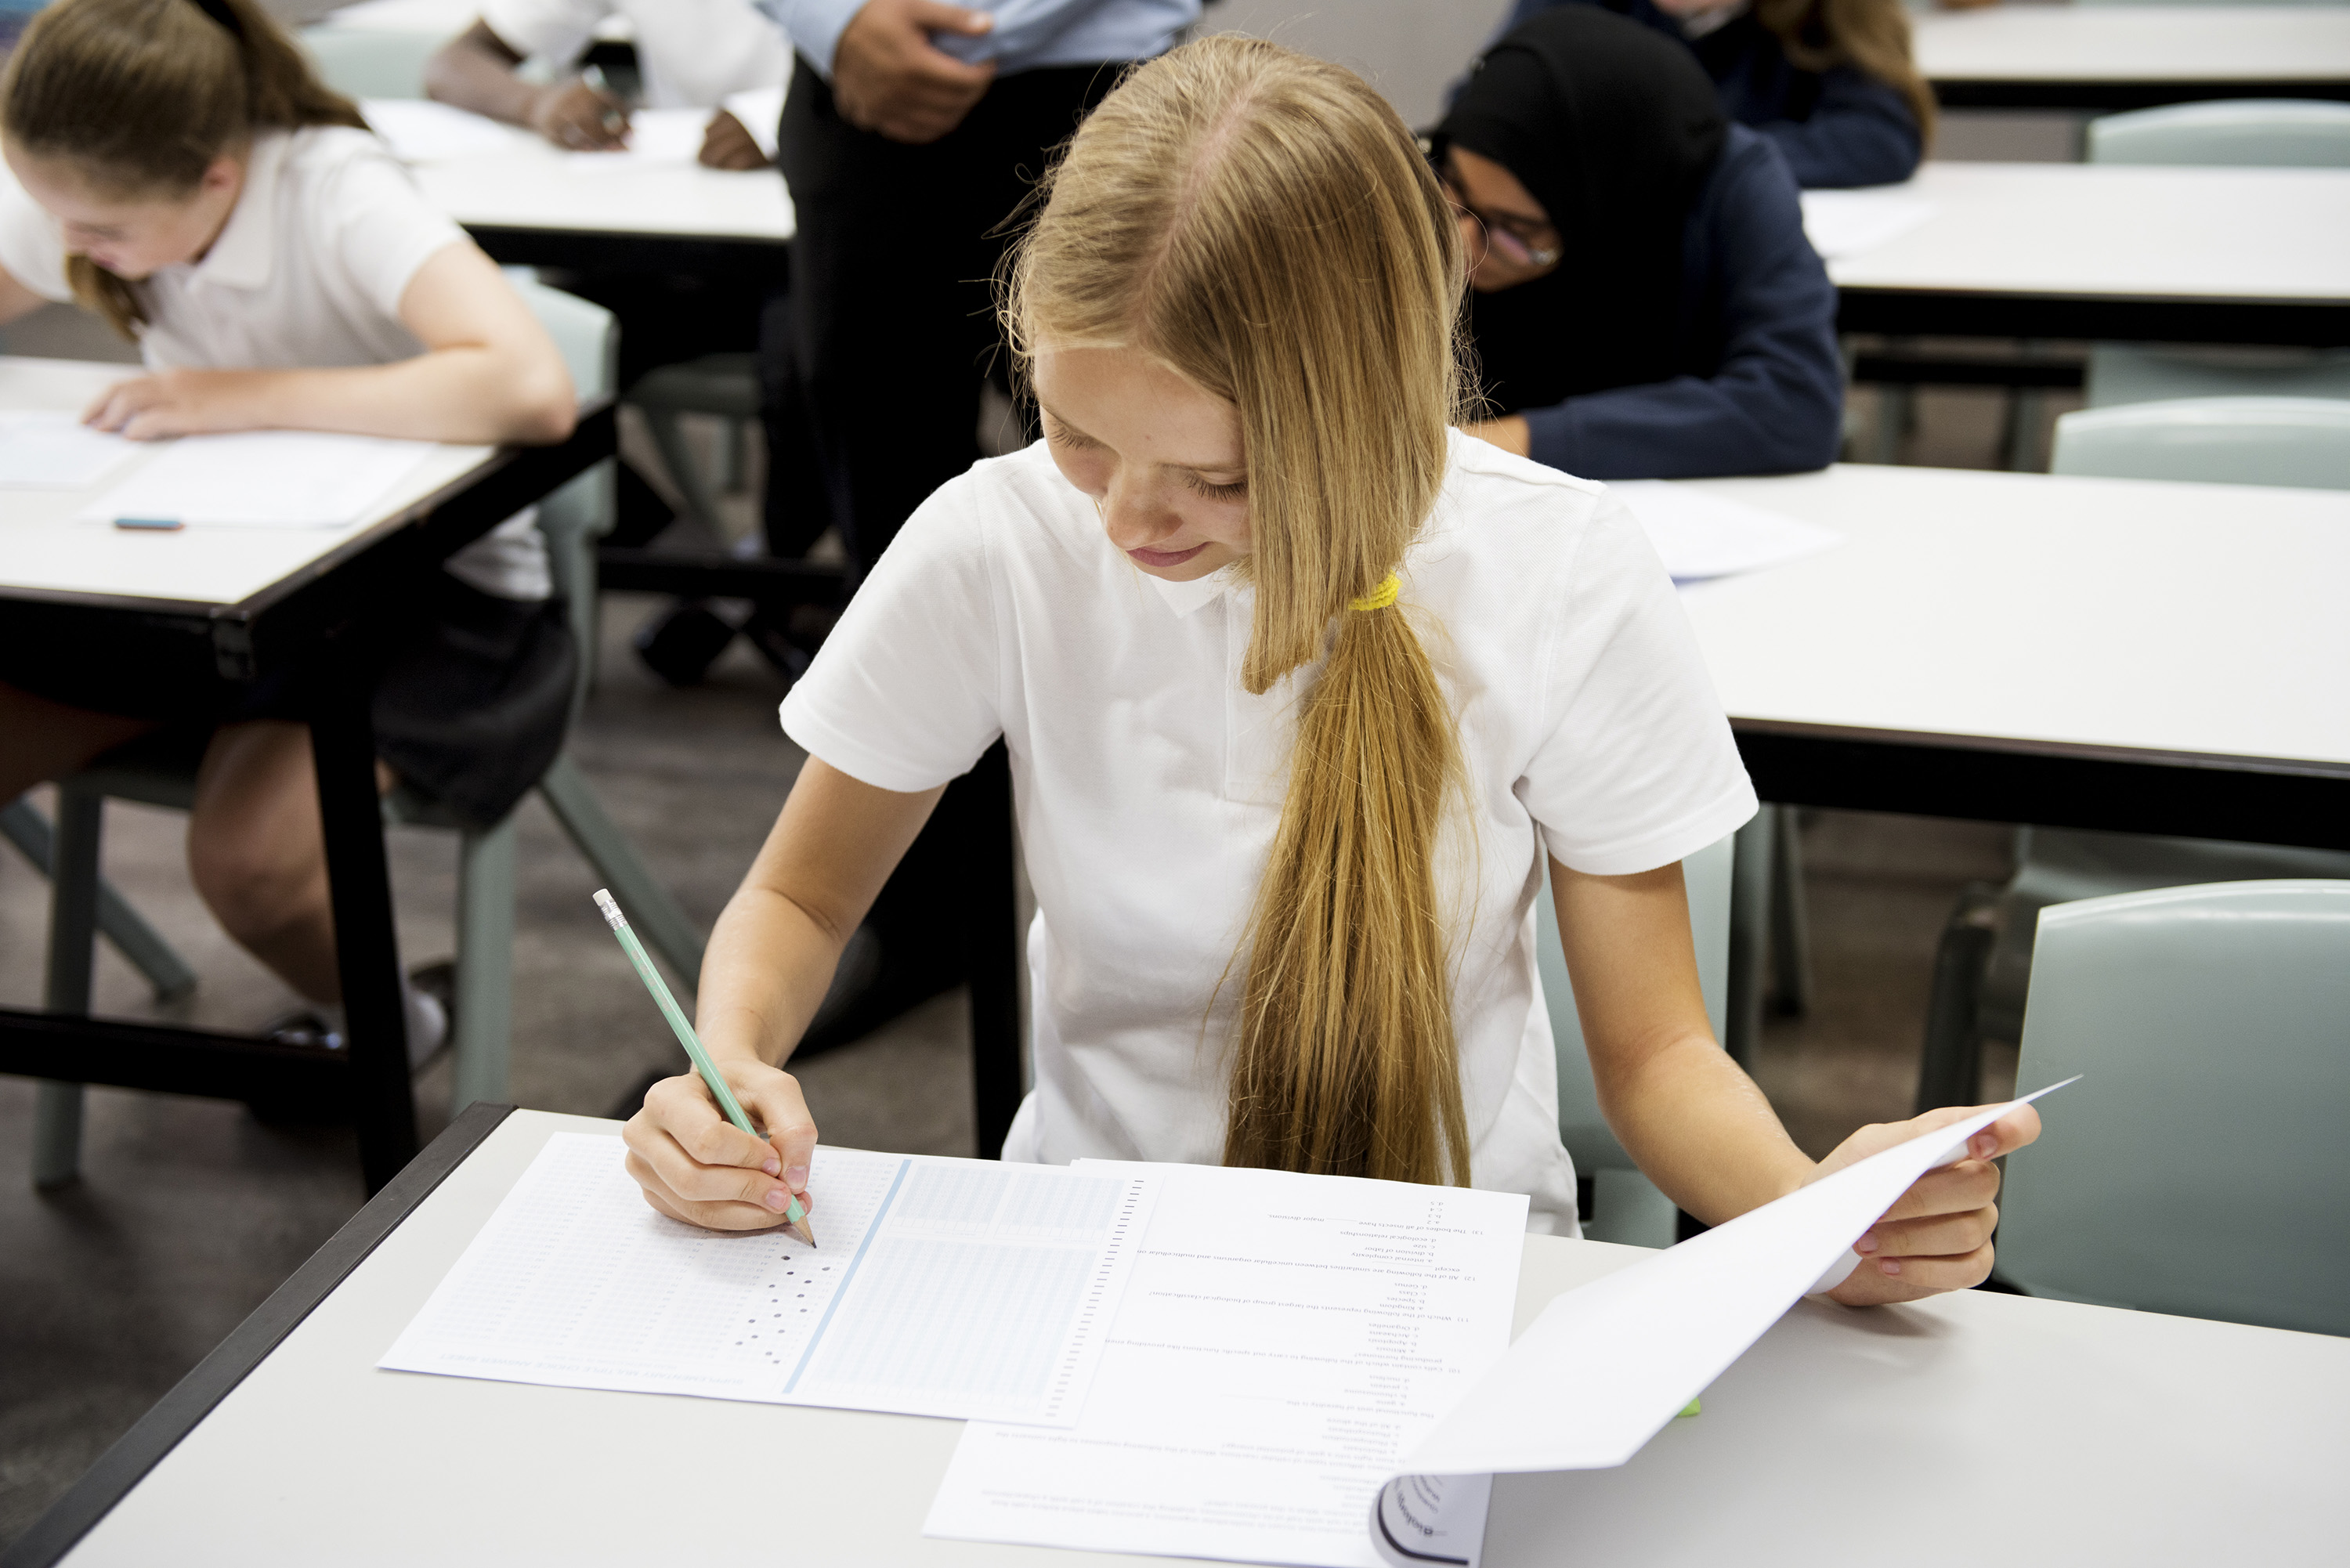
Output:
[378, 1134, 1159, 1425]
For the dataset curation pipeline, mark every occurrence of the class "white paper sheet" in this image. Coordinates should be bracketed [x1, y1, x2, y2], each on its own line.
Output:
[361, 99, 529, 163]
[1386, 1082, 2076, 1495]
[1799, 187, 1936, 259]
[925, 1162, 1528, 1568]
[1609, 479, 1843, 584]
[721, 85, 786, 159]
[565, 107, 710, 167]
[75, 430, 437, 529]
[0, 412, 136, 489]
[381, 1133, 1159, 1425]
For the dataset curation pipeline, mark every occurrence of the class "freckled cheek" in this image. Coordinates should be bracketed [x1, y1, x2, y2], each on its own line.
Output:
[1047, 446, 1111, 500]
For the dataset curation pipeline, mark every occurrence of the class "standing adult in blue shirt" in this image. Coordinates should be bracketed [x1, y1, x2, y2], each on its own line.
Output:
[756, 0, 1198, 573]
[1448, 6, 1843, 479]
[1496, 0, 1932, 189]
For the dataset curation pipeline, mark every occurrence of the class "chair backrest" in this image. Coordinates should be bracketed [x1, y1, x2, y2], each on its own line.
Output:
[298, 25, 443, 101]
[1538, 833, 1734, 1175]
[2050, 396, 2350, 490]
[1998, 880, 2350, 1336]
[507, 271, 619, 717]
[2088, 99, 2350, 168]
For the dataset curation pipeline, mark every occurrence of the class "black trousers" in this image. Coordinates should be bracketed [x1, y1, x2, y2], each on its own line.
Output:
[778, 56, 1126, 573]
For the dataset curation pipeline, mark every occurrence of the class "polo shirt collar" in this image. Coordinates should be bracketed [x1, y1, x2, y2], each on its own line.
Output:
[190, 132, 287, 293]
[1147, 562, 1243, 619]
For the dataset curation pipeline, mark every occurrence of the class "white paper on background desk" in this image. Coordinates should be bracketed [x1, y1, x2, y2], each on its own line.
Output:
[721, 85, 786, 159]
[0, 411, 136, 489]
[925, 1163, 1528, 1568]
[1366, 1081, 2077, 1568]
[361, 99, 527, 163]
[1799, 187, 1936, 259]
[566, 107, 710, 167]
[1609, 479, 1843, 583]
[75, 430, 436, 529]
[381, 1133, 1159, 1425]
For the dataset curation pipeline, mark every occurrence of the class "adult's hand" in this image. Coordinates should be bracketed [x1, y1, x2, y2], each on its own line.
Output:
[699, 108, 770, 169]
[1813, 1100, 2043, 1306]
[622, 1061, 819, 1230]
[833, 0, 997, 145]
[529, 76, 629, 150]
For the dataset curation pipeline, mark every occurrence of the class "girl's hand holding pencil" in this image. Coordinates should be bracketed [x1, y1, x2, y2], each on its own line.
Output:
[598, 891, 819, 1240]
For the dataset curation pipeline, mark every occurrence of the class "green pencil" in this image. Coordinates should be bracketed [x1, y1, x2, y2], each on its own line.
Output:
[593, 888, 815, 1246]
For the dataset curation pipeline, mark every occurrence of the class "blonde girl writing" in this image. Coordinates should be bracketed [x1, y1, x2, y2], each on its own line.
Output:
[0, 0, 577, 1058]
[624, 37, 2036, 1305]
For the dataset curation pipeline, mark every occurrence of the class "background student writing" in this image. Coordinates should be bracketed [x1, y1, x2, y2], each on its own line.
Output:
[425, 0, 790, 169]
[1450, 8, 1843, 479]
[618, 36, 2037, 1308]
[1496, 0, 1933, 189]
[0, 0, 579, 1060]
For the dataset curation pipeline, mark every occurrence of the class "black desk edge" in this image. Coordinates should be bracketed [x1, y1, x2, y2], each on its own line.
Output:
[0, 1103, 516, 1568]
[1933, 79, 2350, 113]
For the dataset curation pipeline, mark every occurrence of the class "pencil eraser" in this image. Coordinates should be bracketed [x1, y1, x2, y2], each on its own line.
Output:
[113, 517, 183, 531]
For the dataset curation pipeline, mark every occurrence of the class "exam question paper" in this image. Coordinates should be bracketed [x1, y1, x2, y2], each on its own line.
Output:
[380, 1133, 1159, 1425]
[76, 430, 438, 529]
[924, 1162, 1528, 1568]
[0, 412, 135, 490]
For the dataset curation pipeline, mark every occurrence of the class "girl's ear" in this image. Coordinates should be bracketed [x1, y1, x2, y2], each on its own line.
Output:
[197, 153, 243, 200]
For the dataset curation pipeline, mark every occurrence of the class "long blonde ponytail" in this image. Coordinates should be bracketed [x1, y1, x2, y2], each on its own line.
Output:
[1004, 36, 1474, 1187]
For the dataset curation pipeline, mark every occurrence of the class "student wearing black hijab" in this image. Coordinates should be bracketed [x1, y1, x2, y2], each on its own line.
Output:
[1446, 6, 1842, 480]
[1494, 0, 1932, 190]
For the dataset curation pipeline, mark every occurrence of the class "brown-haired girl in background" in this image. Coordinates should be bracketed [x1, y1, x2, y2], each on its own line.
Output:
[620, 36, 2033, 1306]
[1493, 0, 1936, 188]
[0, 0, 577, 1060]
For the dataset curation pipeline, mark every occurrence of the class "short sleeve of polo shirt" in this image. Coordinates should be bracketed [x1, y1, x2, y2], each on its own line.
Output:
[778, 471, 1005, 792]
[479, 0, 609, 65]
[1517, 489, 1758, 876]
[0, 175, 74, 303]
[311, 139, 471, 322]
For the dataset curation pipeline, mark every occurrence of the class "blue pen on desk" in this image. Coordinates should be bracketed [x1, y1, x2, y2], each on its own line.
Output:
[593, 887, 815, 1246]
[114, 517, 183, 531]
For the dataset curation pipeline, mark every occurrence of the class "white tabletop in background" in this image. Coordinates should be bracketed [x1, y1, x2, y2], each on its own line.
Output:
[58, 1108, 2350, 1566]
[1672, 464, 2350, 770]
[1914, 5, 2350, 85]
[0, 356, 494, 609]
[402, 118, 797, 244]
[309, 0, 629, 42]
[1825, 161, 2350, 302]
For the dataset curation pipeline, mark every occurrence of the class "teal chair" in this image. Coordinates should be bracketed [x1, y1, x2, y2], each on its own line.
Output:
[2051, 396, 2350, 490]
[1996, 880, 2350, 1337]
[27, 280, 706, 1186]
[1538, 832, 1735, 1248]
[2083, 101, 2350, 410]
[1918, 397, 2350, 1111]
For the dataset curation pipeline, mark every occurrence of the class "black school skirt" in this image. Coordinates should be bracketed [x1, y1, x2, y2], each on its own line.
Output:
[0, 572, 575, 829]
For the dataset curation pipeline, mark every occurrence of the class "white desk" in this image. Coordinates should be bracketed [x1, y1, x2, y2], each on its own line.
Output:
[1828, 161, 2350, 345]
[0, 358, 612, 1192]
[0, 357, 492, 609]
[1917, 5, 2350, 111]
[1674, 462, 2350, 851]
[11, 1105, 2345, 1565]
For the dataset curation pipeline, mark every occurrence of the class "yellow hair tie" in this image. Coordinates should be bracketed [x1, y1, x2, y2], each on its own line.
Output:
[1350, 573, 1401, 612]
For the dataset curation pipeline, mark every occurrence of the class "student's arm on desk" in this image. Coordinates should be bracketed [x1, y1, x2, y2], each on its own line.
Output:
[624, 758, 943, 1230]
[0, 264, 52, 326]
[1551, 856, 2041, 1306]
[424, 20, 630, 150]
[79, 243, 576, 444]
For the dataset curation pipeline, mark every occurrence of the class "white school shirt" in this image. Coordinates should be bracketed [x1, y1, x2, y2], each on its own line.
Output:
[480, 0, 789, 108]
[779, 434, 1759, 1234]
[0, 126, 547, 600]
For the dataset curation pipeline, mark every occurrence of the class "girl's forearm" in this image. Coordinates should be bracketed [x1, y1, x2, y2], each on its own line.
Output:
[236, 349, 573, 444]
[693, 884, 849, 1071]
[1599, 1032, 1817, 1226]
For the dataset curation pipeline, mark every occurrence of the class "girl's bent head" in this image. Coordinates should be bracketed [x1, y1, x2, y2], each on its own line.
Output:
[2, 0, 364, 327]
[1006, 34, 1468, 695]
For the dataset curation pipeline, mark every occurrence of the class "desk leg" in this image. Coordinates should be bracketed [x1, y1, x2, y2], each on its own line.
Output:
[964, 742, 1021, 1160]
[310, 691, 417, 1193]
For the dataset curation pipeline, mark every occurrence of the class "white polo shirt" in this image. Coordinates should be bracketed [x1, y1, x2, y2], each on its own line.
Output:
[0, 126, 546, 600]
[479, 0, 790, 108]
[779, 433, 1758, 1234]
